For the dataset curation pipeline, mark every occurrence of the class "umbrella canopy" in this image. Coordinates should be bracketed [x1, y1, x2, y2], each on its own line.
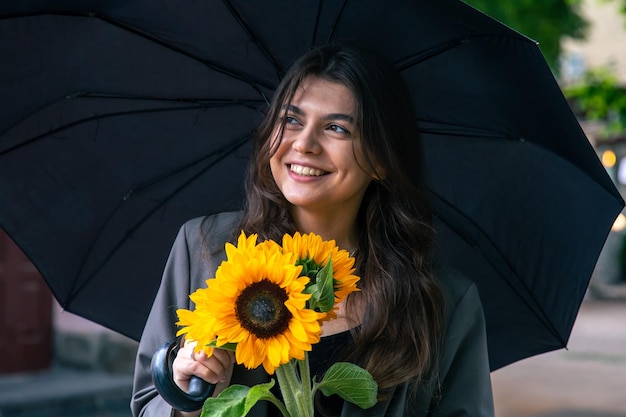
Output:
[0, 0, 622, 371]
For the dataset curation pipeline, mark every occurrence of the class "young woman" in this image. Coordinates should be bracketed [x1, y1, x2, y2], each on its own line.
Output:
[131, 44, 494, 417]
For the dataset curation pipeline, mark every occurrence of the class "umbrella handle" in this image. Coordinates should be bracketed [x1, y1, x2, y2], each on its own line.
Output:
[151, 338, 215, 412]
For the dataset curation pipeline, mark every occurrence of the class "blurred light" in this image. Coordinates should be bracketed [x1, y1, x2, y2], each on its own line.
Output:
[618, 158, 626, 185]
[612, 213, 626, 232]
[602, 150, 617, 168]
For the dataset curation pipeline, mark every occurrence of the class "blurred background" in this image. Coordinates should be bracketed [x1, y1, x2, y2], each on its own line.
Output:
[474, 1, 626, 415]
[1, 1, 625, 416]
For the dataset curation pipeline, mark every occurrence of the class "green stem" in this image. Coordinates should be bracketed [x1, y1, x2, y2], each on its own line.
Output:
[265, 394, 291, 417]
[298, 353, 314, 417]
[275, 361, 299, 417]
[275, 360, 313, 417]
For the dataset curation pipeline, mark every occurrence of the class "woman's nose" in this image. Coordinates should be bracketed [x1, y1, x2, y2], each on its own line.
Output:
[292, 127, 322, 154]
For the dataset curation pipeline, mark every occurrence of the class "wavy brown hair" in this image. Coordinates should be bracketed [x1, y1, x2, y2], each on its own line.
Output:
[237, 44, 444, 395]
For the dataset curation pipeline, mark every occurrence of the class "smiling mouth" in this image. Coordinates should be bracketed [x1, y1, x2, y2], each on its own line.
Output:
[289, 164, 327, 177]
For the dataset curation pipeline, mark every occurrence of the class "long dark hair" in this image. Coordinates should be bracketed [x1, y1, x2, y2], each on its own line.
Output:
[239, 44, 444, 394]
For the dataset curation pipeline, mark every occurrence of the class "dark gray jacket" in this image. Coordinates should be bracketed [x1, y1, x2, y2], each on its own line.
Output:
[131, 212, 494, 417]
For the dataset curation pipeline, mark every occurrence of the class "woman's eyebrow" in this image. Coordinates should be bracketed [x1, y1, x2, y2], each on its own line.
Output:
[282, 104, 303, 115]
[323, 113, 355, 124]
[282, 104, 355, 124]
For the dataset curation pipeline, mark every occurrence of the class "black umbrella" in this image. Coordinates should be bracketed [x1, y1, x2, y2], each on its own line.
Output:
[0, 0, 622, 371]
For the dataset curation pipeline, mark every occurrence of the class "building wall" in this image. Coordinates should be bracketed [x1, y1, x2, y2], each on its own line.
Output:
[53, 300, 138, 372]
[561, 0, 626, 84]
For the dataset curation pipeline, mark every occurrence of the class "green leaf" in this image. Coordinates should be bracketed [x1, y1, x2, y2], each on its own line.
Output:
[205, 341, 238, 351]
[304, 257, 335, 313]
[244, 380, 277, 415]
[199, 381, 278, 417]
[316, 362, 378, 409]
[200, 385, 248, 417]
[298, 256, 320, 279]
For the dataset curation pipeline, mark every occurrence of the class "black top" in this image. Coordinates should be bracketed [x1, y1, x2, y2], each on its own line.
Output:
[309, 330, 353, 417]
[310, 330, 352, 379]
[269, 330, 352, 416]
[132, 214, 495, 417]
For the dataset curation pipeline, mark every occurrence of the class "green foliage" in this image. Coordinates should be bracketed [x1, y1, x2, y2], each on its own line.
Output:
[198, 351, 378, 416]
[200, 385, 249, 417]
[314, 362, 378, 409]
[464, 0, 589, 73]
[206, 341, 238, 351]
[603, 0, 626, 15]
[564, 67, 626, 137]
[200, 381, 281, 417]
[301, 256, 335, 313]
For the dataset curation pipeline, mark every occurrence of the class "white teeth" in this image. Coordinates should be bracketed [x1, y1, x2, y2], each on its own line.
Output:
[290, 164, 325, 176]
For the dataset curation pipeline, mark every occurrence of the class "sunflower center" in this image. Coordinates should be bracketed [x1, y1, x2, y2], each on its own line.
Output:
[235, 279, 292, 339]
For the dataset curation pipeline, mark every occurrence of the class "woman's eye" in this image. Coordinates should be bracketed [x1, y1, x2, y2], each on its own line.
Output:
[328, 124, 351, 135]
[278, 115, 300, 130]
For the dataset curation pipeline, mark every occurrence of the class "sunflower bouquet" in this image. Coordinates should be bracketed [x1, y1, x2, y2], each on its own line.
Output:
[176, 231, 377, 417]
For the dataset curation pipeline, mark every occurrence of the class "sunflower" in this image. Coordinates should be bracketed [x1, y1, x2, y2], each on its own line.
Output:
[281, 232, 360, 320]
[176, 231, 322, 374]
[176, 298, 217, 357]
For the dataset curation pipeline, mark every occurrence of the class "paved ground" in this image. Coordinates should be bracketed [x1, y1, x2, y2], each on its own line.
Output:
[491, 299, 626, 417]
[0, 366, 133, 417]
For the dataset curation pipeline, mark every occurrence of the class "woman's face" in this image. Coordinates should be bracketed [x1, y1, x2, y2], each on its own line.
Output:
[269, 76, 374, 218]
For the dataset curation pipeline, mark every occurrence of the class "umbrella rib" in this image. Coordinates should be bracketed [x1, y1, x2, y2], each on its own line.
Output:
[69, 91, 266, 104]
[68, 92, 268, 114]
[395, 34, 527, 71]
[310, 0, 324, 48]
[421, 120, 624, 201]
[1, 11, 275, 94]
[66, 133, 253, 303]
[93, 11, 275, 95]
[222, 0, 285, 79]
[419, 120, 516, 140]
[0, 97, 264, 157]
[323, 0, 349, 44]
[428, 190, 567, 347]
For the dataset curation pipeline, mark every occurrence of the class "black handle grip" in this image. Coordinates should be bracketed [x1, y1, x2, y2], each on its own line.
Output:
[188, 374, 211, 398]
[151, 338, 215, 412]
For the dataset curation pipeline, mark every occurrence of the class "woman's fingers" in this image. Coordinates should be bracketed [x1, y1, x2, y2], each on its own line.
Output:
[191, 351, 225, 383]
[173, 341, 235, 390]
[204, 348, 235, 371]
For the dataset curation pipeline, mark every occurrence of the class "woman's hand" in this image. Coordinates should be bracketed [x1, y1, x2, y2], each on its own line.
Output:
[173, 340, 235, 393]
